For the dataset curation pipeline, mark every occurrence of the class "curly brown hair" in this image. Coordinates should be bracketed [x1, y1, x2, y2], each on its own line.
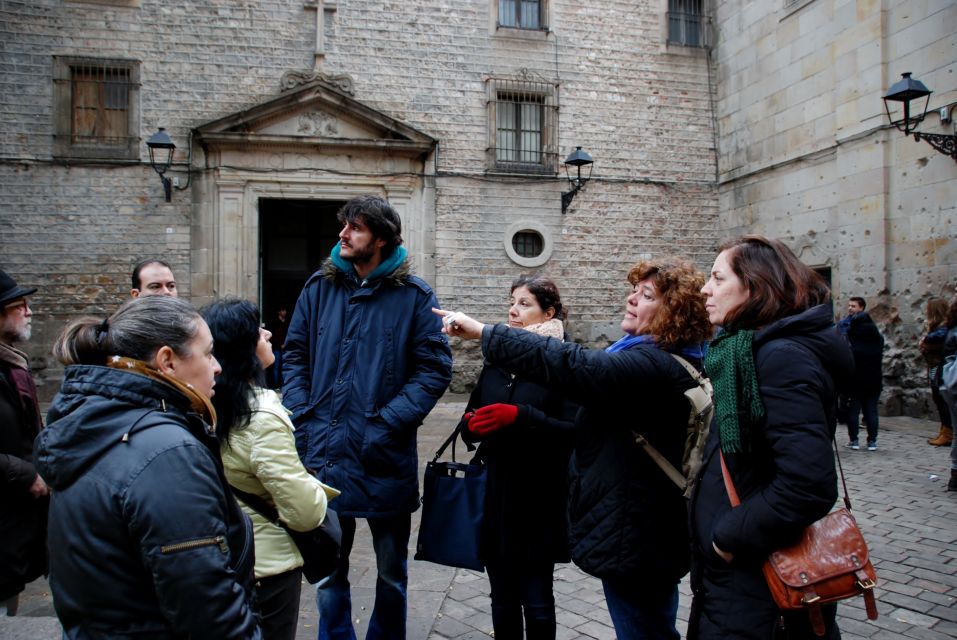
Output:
[627, 257, 712, 348]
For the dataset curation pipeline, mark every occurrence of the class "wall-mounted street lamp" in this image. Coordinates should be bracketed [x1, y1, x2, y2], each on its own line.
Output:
[146, 127, 176, 201]
[561, 146, 594, 213]
[882, 72, 956, 162]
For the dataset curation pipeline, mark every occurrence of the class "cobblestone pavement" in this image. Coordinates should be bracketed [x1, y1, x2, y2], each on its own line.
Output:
[3, 397, 955, 639]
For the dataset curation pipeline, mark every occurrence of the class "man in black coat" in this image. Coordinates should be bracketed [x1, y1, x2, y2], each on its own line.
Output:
[843, 296, 884, 450]
[0, 269, 47, 616]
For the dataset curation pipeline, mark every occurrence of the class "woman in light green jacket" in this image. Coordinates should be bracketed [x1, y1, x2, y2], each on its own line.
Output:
[203, 299, 339, 640]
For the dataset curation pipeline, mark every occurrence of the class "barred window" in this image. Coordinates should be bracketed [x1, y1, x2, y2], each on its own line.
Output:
[487, 74, 558, 173]
[54, 57, 140, 159]
[498, 0, 546, 30]
[667, 0, 706, 47]
[512, 230, 544, 258]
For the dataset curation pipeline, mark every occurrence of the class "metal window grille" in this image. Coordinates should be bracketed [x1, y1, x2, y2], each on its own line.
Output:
[70, 63, 132, 145]
[490, 77, 557, 172]
[668, 0, 705, 47]
[512, 231, 544, 258]
[499, 0, 543, 29]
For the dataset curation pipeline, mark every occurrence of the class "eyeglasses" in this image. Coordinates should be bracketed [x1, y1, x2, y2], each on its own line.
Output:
[4, 299, 29, 313]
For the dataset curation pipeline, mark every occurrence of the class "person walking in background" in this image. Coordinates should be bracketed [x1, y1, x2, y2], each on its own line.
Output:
[34, 295, 261, 639]
[0, 269, 47, 617]
[938, 292, 957, 491]
[203, 299, 340, 640]
[456, 275, 576, 640]
[437, 257, 712, 640]
[843, 296, 884, 451]
[921, 297, 952, 446]
[283, 195, 452, 640]
[689, 235, 853, 639]
[130, 258, 178, 298]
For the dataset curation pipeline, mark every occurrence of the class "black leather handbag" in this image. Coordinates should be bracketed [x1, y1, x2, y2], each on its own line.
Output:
[230, 486, 342, 584]
[414, 422, 487, 572]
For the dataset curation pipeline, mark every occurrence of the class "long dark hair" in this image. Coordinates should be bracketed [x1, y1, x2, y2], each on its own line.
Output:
[200, 298, 265, 442]
[717, 235, 830, 330]
[511, 274, 567, 321]
[53, 296, 200, 365]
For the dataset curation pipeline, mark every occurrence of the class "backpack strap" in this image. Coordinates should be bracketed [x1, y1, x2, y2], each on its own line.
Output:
[633, 353, 712, 493]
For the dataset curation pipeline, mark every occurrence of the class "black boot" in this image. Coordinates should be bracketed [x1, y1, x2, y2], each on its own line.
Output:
[949, 470, 957, 492]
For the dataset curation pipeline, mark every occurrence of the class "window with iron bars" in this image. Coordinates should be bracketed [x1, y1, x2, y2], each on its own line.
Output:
[488, 77, 558, 173]
[53, 57, 140, 159]
[498, 0, 547, 30]
[667, 0, 706, 47]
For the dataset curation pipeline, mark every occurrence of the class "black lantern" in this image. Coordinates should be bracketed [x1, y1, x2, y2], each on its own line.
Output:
[882, 72, 956, 161]
[561, 146, 594, 213]
[146, 127, 176, 201]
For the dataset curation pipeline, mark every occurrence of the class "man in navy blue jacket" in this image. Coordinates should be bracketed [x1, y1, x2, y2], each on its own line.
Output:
[843, 296, 884, 451]
[283, 195, 452, 640]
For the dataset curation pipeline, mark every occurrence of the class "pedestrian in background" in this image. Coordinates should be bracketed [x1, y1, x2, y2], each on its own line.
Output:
[842, 296, 884, 451]
[35, 296, 261, 639]
[0, 270, 47, 617]
[204, 298, 339, 640]
[438, 256, 712, 640]
[456, 275, 576, 640]
[920, 297, 952, 446]
[690, 235, 854, 639]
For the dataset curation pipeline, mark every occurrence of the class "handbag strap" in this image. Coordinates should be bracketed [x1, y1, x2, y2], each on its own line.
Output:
[719, 438, 853, 511]
[230, 485, 284, 527]
[432, 419, 465, 463]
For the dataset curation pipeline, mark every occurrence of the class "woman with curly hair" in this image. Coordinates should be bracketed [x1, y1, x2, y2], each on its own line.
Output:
[921, 297, 952, 446]
[436, 257, 712, 640]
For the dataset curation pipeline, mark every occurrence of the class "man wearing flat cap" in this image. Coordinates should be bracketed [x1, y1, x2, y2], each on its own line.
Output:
[0, 269, 48, 616]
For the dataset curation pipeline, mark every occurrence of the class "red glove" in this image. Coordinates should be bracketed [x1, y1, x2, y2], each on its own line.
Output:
[467, 403, 519, 436]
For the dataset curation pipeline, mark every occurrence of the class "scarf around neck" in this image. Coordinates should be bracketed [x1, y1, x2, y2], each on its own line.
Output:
[523, 318, 565, 340]
[605, 333, 707, 361]
[331, 243, 408, 284]
[704, 328, 765, 454]
[106, 356, 217, 429]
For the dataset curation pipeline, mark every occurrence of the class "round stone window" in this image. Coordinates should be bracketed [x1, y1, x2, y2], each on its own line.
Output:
[504, 221, 553, 268]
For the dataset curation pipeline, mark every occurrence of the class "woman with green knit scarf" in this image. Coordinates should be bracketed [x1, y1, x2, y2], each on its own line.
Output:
[688, 236, 855, 640]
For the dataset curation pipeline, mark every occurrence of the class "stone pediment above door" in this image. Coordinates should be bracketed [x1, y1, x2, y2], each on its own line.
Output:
[194, 72, 435, 157]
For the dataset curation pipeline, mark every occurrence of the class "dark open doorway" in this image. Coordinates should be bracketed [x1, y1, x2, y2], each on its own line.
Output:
[259, 198, 345, 330]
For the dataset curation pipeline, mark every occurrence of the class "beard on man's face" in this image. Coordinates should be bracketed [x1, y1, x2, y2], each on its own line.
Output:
[341, 242, 378, 264]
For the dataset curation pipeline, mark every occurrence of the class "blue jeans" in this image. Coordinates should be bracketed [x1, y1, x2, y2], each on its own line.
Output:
[486, 560, 556, 639]
[316, 513, 410, 640]
[846, 394, 879, 445]
[601, 578, 679, 640]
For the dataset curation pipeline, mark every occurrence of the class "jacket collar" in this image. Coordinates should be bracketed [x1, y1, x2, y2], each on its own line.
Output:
[322, 245, 411, 287]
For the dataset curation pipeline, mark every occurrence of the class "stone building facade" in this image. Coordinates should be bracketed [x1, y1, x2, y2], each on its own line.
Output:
[1, 0, 718, 400]
[2, 0, 953, 414]
[711, 0, 957, 415]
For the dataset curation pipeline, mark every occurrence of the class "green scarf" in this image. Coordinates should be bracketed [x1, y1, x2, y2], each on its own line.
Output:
[704, 329, 765, 454]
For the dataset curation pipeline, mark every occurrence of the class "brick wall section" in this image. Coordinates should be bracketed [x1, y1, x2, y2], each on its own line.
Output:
[1, 0, 718, 398]
[712, 0, 957, 416]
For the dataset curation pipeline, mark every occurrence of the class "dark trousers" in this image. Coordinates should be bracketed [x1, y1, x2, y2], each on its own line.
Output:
[485, 560, 556, 640]
[931, 366, 953, 427]
[846, 394, 879, 444]
[258, 568, 303, 640]
[601, 577, 679, 640]
[317, 513, 410, 640]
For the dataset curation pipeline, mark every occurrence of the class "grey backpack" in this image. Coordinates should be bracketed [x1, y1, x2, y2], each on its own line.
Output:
[633, 353, 714, 498]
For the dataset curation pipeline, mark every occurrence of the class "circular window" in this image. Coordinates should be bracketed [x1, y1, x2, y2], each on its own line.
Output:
[504, 221, 553, 268]
[512, 230, 544, 258]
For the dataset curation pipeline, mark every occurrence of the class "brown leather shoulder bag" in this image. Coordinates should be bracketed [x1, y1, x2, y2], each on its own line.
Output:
[719, 442, 878, 636]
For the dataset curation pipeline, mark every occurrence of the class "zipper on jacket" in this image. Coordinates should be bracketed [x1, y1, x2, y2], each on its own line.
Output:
[160, 535, 228, 555]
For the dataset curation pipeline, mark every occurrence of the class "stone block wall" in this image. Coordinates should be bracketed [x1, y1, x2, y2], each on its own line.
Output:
[712, 0, 957, 417]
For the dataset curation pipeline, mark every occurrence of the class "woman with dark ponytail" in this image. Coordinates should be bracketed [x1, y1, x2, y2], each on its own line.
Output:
[202, 298, 337, 640]
[35, 295, 262, 639]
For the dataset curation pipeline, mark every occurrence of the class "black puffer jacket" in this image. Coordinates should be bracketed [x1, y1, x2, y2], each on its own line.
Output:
[846, 312, 884, 396]
[689, 304, 855, 640]
[35, 365, 261, 640]
[481, 324, 701, 583]
[459, 363, 576, 566]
